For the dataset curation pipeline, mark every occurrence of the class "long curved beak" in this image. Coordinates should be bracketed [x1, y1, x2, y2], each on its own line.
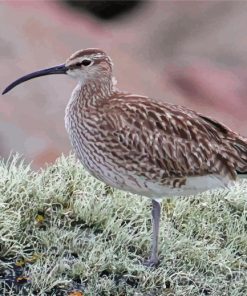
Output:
[2, 64, 68, 95]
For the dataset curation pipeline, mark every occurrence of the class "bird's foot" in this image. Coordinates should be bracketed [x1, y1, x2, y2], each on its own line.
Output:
[143, 257, 159, 268]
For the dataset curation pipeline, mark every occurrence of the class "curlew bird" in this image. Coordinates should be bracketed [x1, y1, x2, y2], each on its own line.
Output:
[2, 48, 247, 267]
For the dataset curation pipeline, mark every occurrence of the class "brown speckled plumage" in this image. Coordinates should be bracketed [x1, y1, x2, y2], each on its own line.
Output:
[65, 50, 247, 197]
[3, 48, 247, 267]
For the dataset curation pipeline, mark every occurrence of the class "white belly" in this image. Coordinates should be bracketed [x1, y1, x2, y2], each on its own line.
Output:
[68, 135, 233, 199]
[77, 154, 234, 199]
[108, 173, 234, 199]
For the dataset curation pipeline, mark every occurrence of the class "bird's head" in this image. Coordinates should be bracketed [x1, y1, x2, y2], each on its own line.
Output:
[65, 48, 113, 81]
[2, 48, 113, 95]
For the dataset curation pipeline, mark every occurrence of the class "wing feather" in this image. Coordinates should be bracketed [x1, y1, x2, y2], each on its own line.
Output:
[99, 95, 247, 181]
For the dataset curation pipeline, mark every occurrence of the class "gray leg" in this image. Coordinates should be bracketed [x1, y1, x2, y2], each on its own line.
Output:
[144, 199, 161, 267]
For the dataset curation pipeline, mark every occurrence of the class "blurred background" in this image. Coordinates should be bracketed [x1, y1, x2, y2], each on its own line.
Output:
[1, 0, 247, 168]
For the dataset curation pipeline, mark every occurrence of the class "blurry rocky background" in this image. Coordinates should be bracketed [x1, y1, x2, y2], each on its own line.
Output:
[1, 0, 247, 168]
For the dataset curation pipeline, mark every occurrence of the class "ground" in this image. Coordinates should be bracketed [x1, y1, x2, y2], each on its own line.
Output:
[0, 155, 247, 295]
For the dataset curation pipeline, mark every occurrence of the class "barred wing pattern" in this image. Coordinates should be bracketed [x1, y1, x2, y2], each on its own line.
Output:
[99, 95, 247, 185]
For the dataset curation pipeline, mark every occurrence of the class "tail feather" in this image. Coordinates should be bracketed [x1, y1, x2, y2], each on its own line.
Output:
[232, 137, 247, 173]
[199, 113, 247, 178]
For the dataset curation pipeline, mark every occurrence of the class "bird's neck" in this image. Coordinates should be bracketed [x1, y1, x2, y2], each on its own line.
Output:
[70, 75, 116, 108]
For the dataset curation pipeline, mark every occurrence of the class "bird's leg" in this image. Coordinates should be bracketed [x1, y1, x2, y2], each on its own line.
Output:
[144, 199, 161, 267]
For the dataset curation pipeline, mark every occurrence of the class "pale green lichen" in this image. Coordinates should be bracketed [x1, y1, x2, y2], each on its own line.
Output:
[0, 154, 246, 295]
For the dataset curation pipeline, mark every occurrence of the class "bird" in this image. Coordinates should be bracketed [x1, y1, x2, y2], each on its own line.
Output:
[2, 48, 247, 267]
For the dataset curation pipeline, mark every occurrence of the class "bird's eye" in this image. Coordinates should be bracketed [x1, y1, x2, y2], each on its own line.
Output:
[81, 59, 92, 66]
